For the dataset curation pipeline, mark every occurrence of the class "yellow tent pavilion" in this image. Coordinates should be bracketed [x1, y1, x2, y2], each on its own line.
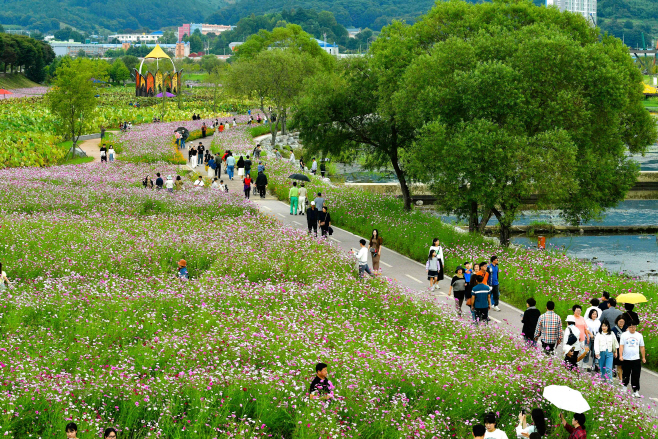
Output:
[145, 44, 171, 60]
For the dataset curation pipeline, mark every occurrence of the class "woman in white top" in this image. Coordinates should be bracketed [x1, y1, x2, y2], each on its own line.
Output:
[428, 238, 445, 285]
[584, 308, 601, 371]
[211, 177, 220, 189]
[515, 408, 546, 438]
[594, 320, 619, 382]
[0, 262, 9, 292]
[108, 146, 115, 162]
[484, 412, 508, 439]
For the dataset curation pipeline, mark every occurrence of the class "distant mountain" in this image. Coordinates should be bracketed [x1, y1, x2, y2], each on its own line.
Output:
[0, 0, 228, 34]
[0, 0, 654, 48]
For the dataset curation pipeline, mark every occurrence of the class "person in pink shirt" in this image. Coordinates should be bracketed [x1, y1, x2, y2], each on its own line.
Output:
[572, 304, 592, 368]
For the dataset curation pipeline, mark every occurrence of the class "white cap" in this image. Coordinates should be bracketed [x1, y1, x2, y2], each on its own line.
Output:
[311, 201, 316, 205]
[566, 315, 576, 323]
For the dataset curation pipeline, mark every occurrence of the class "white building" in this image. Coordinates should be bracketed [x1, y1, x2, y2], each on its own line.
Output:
[109, 33, 161, 43]
[314, 39, 339, 55]
[546, 0, 596, 25]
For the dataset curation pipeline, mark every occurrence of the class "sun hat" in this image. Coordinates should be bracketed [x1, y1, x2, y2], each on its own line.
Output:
[178, 259, 187, 267]
[311, 201, 315, 205]
[566, 315, 576, 323]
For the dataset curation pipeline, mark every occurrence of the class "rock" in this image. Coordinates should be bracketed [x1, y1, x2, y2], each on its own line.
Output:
[415, 200, 424, 206]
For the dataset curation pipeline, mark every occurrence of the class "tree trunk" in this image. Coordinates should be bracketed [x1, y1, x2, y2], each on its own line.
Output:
[478, 208, 493, 233]
[389, 145, 411, 211]
[468, 200, 479, 233]
[260, 100, 277, 147]
[281, 108, 287, 135]
[491, 207, 511, 247]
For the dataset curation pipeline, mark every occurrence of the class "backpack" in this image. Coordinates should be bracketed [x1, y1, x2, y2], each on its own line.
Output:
[566, 327, 578, 346]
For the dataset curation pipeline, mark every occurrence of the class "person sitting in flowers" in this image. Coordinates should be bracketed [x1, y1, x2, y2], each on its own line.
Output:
[309, 362, 333, 400]
[177, 259, 188, 280]
[65, 422, 78, 439]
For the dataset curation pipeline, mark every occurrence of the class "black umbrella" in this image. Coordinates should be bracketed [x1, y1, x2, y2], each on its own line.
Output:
[288, 173, 311, 182]
[175, 127, 190, 141]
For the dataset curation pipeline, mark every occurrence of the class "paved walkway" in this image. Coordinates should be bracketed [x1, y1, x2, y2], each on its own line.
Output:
[78, 132, 118, 162]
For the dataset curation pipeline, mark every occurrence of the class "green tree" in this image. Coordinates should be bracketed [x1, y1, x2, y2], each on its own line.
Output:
[108, 59, 130, 85]
[295, 21, 419, 211]
[394, 0, 657, 244]
[47, 58, 104, 156]
[226, 48, 320, 145]
[200, 54, 222, 73]
[121, 55, 139, 73]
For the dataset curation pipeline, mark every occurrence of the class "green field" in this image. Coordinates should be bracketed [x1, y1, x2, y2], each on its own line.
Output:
[0, 73, 41, 89]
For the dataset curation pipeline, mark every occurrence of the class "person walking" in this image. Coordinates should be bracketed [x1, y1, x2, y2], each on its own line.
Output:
[208, 155, 217, 177]
[201, 122, 207, 138]
[355, 239, 374, 278]
[599, 298, 622, 329]
[487, 255, 501, 312]
[237, 155, 245, 178]
[320, 160, 326, 178]
[244, 155, 252, 178]
[243, 174, 252, 199]
[314, 193, 325, 212]
[521, 298, 541, 345]
[311, 158, 318, 175]
[611, 315, 626, 381]
[598, 291, 611, 311]
[426, 250, 440, 291]
[621, 303, 640, 331]
[190, 146, 198, 168]
[563, 315, 582, 370]
[289, 182, 299, 215]
[534, 301, 563, 354]
[369, 229, 383, 273]
[100, 125, 106, 140]
[620, 321, 646, 397]
[428, 239, 445, 287]
[300, 157, 305, 171]
[466, 263, 479, 321]
[594, 320, 619, 382]
[198, 142, 205, 164]
[255, 171, 268, 198]
[257, 161, 265, 173]
[448, 266, 466, 316]
[471, 274, 491, 325]
[306, 201, 319, 235]
[572, 304, 591, 369]
[298, 183, 307, 215]
[175, 130, 181, 148]
[289, 150, 296, 165]
[226, 154, 236, 180]
[319, 206, 331, 236]
[584, 308, 601, 372]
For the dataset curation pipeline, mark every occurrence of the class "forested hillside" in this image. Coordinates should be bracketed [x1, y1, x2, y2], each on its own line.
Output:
[0, 0, 656, 48]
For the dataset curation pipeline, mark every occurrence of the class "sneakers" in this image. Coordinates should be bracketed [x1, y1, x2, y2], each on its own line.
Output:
[493, 305, 501, 312]
[633, 391, 641, 398]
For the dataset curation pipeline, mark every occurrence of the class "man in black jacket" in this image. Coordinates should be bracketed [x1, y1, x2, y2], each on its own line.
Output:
[522, 298, 541, 344]
[255, 171, 268, 198]
[155, 172, 164, 190]
[244, 155, 252, 177]
[306, 201, 319, 236]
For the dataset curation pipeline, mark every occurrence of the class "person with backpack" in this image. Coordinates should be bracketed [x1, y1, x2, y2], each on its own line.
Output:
[563, 315, 585, 370]
[448, 266, 466, 317]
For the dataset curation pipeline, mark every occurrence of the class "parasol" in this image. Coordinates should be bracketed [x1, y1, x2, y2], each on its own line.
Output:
[542, 385, 590, 413]
[0, 89, 12, 99]
[616, 293, 647, 304]
[288, 174, 311, 182]
[175, 127, 190, 141]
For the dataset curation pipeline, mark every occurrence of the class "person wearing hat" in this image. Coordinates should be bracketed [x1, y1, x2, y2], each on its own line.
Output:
[177, 260, 188, 280]
[257, 161, 265, 173]
[165, 175, 174, 193]
[619, 321, 646, 398]
[306, 201, 319, 236]
[563, 315, 585, 370]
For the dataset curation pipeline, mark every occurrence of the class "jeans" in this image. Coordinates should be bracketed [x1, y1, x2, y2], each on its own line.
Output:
[181, 139, 185, 149]
[109, 153, 114, 162]
[474, 308, 488, 324]
[228, 165, 234, 179]
[598, 351, 614, 381]
[358, 264, 373, 277]
[245, 168, 251, 178]
[290, 196, 298, 214]
[490, 284, 500, 306]
[622, 359, 642, 391]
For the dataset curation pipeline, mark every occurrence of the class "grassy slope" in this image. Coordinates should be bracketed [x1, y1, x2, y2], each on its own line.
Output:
[0, 73, 41, 89]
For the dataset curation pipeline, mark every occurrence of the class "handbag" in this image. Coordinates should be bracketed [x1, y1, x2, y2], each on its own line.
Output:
[466, 296, 474, 307]
[328, 227, 333, 236]
[566, 327, 578, 346]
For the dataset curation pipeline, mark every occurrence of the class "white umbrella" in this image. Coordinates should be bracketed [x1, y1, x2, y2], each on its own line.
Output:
[542, 385, 590, 413]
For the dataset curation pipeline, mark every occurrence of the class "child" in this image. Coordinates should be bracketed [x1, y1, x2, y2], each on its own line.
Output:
[65, 422, 78, 439]
[426, 250, 439, 291]
[219, 179, 228, 192]
[449, 266, 466, 316]
[177, 259, 189, 280]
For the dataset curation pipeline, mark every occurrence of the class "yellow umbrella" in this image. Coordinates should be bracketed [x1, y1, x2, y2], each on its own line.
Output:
[616, 293, 647, 304]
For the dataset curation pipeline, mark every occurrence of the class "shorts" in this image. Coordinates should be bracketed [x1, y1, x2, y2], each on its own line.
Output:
[428, 270, 438, 280]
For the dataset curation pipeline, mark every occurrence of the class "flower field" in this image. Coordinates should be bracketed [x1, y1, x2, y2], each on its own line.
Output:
[0, 119, 655, 438]
[0, 86, 250, 169]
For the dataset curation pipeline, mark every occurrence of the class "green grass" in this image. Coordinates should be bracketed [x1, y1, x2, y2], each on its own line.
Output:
[61, 156, 94, 165]
[249, 124, 273, 138]
[184, 73, 210, 82]
[0, 73, 41, 89]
